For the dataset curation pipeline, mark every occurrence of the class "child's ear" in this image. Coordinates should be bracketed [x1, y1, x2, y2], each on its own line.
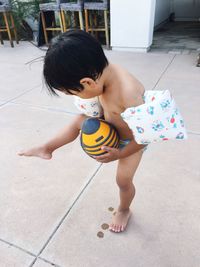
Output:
[80, 78, 96, 88]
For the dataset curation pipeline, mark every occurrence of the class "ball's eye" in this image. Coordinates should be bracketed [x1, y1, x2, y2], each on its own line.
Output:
[95, 136, 104, 142]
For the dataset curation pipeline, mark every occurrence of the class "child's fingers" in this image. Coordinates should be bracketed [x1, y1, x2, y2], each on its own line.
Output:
[93, 154, 109, 160]
[101, 146, 113, 152]
[93, 153, 111, 162]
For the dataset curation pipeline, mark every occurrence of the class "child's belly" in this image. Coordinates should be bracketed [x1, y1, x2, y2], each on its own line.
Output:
[104, 111, 133, 140]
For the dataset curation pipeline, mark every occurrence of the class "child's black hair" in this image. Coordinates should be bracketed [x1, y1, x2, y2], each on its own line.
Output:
[43, 30, 109, 95]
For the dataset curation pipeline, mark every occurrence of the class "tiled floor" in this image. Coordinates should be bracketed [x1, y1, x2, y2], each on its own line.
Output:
[151, 21, 200, 54]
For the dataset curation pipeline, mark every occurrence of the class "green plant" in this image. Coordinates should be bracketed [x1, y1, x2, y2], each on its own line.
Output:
[11, 0, 38, 23]
[10, 0, 49, 38]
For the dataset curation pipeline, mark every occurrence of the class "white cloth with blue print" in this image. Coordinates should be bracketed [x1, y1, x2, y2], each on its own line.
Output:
[121, 90, 188, 144]
[74, 96, 103, 118]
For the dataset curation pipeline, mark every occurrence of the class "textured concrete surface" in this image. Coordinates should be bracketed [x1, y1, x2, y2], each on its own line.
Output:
[151, 21, 200, 53]
[0, 41, 200, 267]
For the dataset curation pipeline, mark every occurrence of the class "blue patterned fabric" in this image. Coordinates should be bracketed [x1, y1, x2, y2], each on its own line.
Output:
[0, 4, 11, 12]
[0, 0, 10, 4]
[84, 0, 109, 10]
[60, 1, 84, 12]
[39, 3, 60, 11]
[39, 0, 109, 12]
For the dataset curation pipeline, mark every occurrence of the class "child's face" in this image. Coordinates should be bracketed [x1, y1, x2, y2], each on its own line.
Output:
[64, 78, 103, 99]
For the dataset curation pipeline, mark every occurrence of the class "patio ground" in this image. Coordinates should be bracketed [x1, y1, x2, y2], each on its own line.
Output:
[0, 41, 200, 267]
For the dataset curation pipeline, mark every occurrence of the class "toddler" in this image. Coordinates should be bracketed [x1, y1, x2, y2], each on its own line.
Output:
[19, 30, 186, 233]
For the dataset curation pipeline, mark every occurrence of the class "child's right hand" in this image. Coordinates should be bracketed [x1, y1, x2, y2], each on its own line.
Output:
[93, 146, 120, 163]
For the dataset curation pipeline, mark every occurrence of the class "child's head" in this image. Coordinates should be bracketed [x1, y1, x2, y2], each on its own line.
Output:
[43, 30, 108, 97]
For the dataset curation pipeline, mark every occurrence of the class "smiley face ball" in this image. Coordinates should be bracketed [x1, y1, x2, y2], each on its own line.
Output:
[80, 118, 120, 157]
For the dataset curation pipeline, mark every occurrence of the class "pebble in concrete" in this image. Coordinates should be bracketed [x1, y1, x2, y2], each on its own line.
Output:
[97, 231, 104, 238]
[101, 223, 109, 230]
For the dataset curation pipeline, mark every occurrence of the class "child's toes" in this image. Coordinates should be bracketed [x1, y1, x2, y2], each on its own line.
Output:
[112, 224, 117, 232]
[120, 225, 125, 232]
[117, 225, 121, 232]
[112, 225, 117, 232]
[109, 224, 123, 233]
[114, 225, 119, 232]
[109, 224, 114, 231]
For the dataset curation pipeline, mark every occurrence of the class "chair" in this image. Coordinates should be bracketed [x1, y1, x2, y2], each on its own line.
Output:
[60, 0, 84, 32]
[197, 53, 200, 67]
[84, 0, 109, 47]
[0, 0, 18, 47]
[39, 0, 63, 45]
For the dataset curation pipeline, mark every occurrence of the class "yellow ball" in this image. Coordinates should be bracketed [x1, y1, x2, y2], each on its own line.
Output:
[80, 118, 120, 157]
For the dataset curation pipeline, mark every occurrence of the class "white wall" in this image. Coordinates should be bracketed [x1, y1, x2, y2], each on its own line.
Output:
[154, 0, 171, 28]
[110, 0, 156, 52]
[173, 0, 200, 21]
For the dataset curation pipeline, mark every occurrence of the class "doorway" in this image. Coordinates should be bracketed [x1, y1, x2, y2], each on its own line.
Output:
[151, 0, 200, 54]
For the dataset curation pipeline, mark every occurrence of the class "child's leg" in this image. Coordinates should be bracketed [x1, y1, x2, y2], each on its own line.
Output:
[109, 149, 143, 233]
[18, 114, 86, 159]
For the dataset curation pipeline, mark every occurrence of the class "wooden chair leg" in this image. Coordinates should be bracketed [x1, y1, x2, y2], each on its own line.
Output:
[0, 13, 3, 44]
[94, 11, 98, 39]
[78, 11, 84, 30]
[89, 11, 94, 34]
[104, 10, 109, 47]
[61, 10, 67, 32]
[73, 12, 78, 28]
[3, 11, 14, 47]
[94, 12, 97, 27]
[10, 12, 19, 44]
[0, 32, 4, 45]
[40, 11, 49, 45]
[58, 11, 64, 32]
[84, 9, 89, 32]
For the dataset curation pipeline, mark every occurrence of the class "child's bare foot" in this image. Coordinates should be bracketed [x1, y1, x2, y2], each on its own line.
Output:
[18, 146, 52, 160]
[109, 209, 132, 233]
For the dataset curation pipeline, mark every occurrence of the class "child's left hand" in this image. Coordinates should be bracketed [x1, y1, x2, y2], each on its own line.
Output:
[93, 146, 120, 163]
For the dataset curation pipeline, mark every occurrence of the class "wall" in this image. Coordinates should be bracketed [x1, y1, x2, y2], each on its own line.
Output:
[110, 0, 156, 52]
[173, 0, 200, 21]
[154, 0, 171, 28]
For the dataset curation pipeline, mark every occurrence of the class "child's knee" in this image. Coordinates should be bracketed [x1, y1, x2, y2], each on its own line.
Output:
[76, 113, 87, 121]
[116, 176, 133, 191]
[74, 114, 88, 129]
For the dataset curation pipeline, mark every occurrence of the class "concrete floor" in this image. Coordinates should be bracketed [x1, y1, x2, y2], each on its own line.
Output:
[0, 41, 200, 267]
[151, 21, 200, 54]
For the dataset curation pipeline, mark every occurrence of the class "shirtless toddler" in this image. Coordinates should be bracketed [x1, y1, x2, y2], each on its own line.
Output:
[19, 30, 147, 233]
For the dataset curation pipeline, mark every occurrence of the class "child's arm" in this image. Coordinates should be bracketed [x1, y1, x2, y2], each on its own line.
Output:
[93, 140, 145, 163]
